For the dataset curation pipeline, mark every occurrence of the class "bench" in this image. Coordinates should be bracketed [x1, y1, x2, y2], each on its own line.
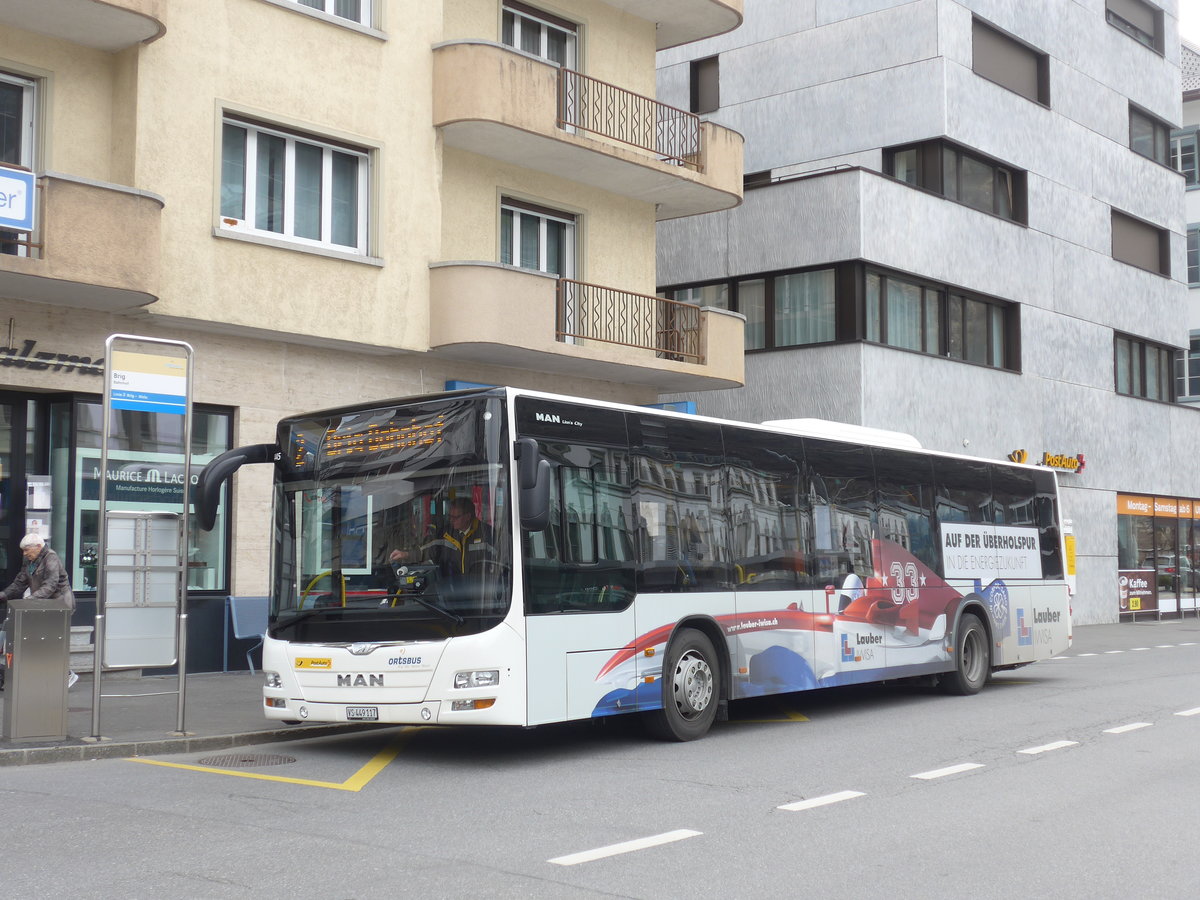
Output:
[223, 595, 268, 674]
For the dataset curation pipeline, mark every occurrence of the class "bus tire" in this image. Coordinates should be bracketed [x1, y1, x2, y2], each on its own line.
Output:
[645, 628, 719, 741]
[939, 612, 989, 695]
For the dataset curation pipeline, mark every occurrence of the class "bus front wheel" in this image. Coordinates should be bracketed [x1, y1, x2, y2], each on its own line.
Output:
[645, 628, 719, 741]
[939, 613, 989, 695]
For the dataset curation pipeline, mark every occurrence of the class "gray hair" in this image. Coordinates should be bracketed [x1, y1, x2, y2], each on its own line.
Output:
[19, 533, 46, 549]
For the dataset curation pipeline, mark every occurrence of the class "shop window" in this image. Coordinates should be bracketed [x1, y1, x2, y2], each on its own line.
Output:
[68, 402, 234, 593]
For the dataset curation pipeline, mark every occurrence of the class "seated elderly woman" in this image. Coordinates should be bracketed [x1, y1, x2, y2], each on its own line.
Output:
[0, 533, 78, 688]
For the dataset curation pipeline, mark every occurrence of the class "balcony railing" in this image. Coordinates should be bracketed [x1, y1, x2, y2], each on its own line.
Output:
[557, 278, 702, 362]
[558, 69, 702, 171]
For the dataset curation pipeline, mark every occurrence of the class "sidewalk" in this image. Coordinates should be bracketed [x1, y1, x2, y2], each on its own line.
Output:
[0, 671, 379, 767]
[1, 617, 1198, 766]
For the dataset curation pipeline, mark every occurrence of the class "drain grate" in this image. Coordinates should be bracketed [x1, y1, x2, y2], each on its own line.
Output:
[197, 752, 296, 768]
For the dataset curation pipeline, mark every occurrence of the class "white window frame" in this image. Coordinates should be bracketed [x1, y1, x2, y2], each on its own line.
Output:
[1172, 127, 1199, 188]
[0, 71, 37, 258]
[502, 3, 578, 69]
[220, 116, 370, 255]
[289, 0, 373, 26]
[499, 199, 576, 277]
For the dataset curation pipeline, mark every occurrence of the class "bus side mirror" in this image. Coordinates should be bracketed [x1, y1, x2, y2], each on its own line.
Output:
[514, 437, 550, 531]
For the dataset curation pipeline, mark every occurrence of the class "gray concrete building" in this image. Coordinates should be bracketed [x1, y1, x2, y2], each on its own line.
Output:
[655, 0, 1191, 625]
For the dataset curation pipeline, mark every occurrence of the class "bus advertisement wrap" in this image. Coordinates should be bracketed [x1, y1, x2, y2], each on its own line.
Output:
[940, 523, 1043, 580]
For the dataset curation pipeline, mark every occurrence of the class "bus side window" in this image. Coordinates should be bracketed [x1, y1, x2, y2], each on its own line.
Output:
[723, 430, 810, 590]
[1029, 468, 1065, 580]
[521, 445, 636, 614]
[628, 414, 729, 593]
[803, 438, 876, 583]
[872, 448, 939, 575]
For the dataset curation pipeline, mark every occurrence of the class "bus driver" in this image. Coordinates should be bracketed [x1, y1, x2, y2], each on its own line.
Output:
[389, 496, 496, 578]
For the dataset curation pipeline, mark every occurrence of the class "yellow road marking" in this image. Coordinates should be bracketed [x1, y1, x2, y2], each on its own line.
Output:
[127, 730, 414, 792]
[736, 708, 810, 724]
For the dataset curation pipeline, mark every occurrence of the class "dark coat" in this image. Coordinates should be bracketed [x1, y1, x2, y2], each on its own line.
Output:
[2, 547, 76, 611]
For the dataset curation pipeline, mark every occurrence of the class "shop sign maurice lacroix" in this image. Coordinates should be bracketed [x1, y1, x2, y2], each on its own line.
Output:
[80, 456, 199, 505]
[1007, 448, 1086, 473]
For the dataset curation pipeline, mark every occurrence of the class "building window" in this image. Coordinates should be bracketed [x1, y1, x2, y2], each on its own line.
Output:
[1172, 127, 1199, 187]
[672, 283, 729, 309]
[885, 139, 1027, 223]
[1188, 226, 1200, 287]
[664, 264, 1017, 368]
[866, 271, 1014, 369]
[500, 197, 576, 276]
[502, 2, 577, 67]
[0, 70, 36, 257]
[220, 117, 369, 254]
[1178, 335, 1200, 401]
[1105, 0, 1163, 52]
[288, 0, 373, 26]
[690, 56, 719, 114]
[971, 18, 1049, 106]
[1111, 209, 1169, 276]
[1130, 104, 1171, 166]
[1116, 334, 1175, 401]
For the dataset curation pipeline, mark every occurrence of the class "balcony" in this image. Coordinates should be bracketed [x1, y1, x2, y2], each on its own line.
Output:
[0, 172, 163, 312]
[0, 0, 165, 51]
[428, 262, 744, 391]
[602, 0, 743, 49]
[433, 42, 742, 220]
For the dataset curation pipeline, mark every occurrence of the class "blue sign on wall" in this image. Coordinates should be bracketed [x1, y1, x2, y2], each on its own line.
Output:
[0, 168, 35, 232]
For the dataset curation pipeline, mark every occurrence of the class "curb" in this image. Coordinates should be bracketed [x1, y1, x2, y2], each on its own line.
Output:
[0, 722, 390, 768]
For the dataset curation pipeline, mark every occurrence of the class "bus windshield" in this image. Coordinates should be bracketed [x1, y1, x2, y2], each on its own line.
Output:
[269, 394, 511, 643]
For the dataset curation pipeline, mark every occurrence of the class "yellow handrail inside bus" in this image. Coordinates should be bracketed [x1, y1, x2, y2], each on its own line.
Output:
[301, 570, 347, 607]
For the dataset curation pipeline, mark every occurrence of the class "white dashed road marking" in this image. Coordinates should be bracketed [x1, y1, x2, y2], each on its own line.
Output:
[1018, 740, 1078, 755]
[778, 790, 865, 812]
[1175, 707, 1200, 717]
[549, 830, 702, 866]
[1103, 722, 1152, 734]
[911, 763, 984, 780]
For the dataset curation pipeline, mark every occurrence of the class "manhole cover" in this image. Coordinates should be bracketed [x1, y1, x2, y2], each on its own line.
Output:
[196, 753, 296, 768]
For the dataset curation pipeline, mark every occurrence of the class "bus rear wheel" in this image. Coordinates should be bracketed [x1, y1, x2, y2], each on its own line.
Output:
[939, 612, 989, 695]
[645, 628, 719, 741]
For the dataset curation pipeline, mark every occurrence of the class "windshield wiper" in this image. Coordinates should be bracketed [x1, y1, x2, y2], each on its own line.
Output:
[410, 594, 464, 625]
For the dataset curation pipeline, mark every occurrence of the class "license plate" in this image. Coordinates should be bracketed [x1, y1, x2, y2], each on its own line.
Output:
[346, 706, 379, 721]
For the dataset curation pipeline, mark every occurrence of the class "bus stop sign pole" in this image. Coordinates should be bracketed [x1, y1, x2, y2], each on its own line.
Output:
[90, 335, 194, 740]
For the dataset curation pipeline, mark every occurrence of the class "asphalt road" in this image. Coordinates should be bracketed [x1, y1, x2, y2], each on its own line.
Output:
[3, 619, 1198, 899]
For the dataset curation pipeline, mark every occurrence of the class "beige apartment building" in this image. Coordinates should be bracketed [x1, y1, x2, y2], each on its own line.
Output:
[0, 0, 744, 671]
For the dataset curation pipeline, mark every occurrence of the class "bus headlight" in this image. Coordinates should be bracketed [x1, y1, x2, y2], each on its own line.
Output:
[264, 671, 282, 688]
[454, 669, 499, 689]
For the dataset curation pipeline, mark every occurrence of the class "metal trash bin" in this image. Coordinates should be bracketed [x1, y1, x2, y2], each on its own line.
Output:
[2, 601, 71, 742]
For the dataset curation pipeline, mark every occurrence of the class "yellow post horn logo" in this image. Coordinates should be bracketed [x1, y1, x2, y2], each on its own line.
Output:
[1008, 449, 1028, 463]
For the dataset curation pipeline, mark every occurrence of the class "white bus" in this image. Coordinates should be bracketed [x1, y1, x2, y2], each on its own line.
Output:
[196, 386, 1071, 741]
